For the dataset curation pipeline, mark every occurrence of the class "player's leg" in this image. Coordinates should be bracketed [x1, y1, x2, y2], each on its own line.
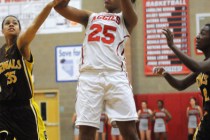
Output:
[188, 128, 194, 140]
[101, 132, 106, 140]
[119, 135, 123, 140]
[0, 106, 15, 140]
[146, 130, 151, 140]
[140, 130, 145, 140]
[162, 132, 168, 140]
[76, 72, 104, 140]
[11, 101, 47, 140]
[105, 72, 139, 140]
[117, 121, 139, 140]
[154, 132, 160, 140]
[193, 112, 210, 140]
[95, 131, 99, 140]
[79, 125, 97, 140]
[111, 135, 117, 140]
[74, 135, 79, 140]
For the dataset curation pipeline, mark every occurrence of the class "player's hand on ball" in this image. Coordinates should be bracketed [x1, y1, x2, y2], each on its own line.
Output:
[153, 67, 166, 76]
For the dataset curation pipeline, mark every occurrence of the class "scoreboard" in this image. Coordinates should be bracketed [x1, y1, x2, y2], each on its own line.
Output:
[143, 0, 191, 75]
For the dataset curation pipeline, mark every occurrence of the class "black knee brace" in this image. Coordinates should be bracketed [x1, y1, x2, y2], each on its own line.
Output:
[0, 131, 8, 140]
[188, 134, 193, 140]
[0, 131, 14, 140]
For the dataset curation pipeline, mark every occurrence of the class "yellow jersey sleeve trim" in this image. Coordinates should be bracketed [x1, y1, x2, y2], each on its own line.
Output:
[24, 53, 34, 72]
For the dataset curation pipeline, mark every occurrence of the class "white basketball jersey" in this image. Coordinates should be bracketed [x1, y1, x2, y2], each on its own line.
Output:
[80, 12, 130, 72]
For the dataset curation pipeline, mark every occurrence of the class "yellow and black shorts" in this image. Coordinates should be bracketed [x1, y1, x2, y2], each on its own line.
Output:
[193, 112, 210, 140]
[0, 99, 47, 140]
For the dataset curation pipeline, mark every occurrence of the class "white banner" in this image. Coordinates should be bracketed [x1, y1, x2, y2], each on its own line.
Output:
[55, 45, 81, 82]
[0, 0, 82, 36]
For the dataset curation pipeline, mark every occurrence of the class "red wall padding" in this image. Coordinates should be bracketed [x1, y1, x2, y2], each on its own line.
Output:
[105, 92, 203, 140]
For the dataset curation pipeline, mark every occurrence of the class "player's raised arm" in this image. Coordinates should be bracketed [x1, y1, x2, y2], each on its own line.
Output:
[153, 67, 198, 91]
[120, 0, 138, 34]
[162, 28, 210, 73]
[54, 0, 92, 27]
[17, 0, 62, 61]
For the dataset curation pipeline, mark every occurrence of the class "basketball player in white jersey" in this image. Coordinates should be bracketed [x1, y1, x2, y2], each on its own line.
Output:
[55, 0, 139, 140]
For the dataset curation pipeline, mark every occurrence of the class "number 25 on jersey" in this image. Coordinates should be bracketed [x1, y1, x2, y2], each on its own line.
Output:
[88, 24, 117, 44]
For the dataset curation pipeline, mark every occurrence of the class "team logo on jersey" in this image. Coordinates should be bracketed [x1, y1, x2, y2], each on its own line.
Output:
[0, 59, 21, 74]
[91, 15, 121, 25]
[0, 59, 22, 85]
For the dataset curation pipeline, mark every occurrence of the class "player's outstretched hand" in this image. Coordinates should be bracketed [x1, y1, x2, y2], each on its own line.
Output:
[153, 67, 166, 76]
[51, 0, 66, 7]
[54, 0, 70, 8]
[162, 28, 174, 48]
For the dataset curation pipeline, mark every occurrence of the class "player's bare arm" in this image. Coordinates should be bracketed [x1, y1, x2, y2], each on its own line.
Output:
[54, 0, 92, 27]
[198, 106, 203, 119]
[17, 0, 62, 61]
[186, 107, 189, 117]
[137, 110, 141, 119]
[162, 28, 210, 73]
[148, 109, 153, 120]
[165, 109, 172, 123]
[153, 67, 197, 91]
[121, 0, 138, 34]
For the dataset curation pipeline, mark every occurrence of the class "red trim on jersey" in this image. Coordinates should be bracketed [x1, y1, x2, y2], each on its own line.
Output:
[116, 40, 124, 56]
[116, 35, 130, 56]
[124, 35, 130, 38]
[121, 62, 124, 71]
[116, 35, 130, 71]
[121, 49, 124, 55]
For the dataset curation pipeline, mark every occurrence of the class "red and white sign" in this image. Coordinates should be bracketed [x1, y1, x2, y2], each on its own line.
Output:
[144, 0, 191, 75]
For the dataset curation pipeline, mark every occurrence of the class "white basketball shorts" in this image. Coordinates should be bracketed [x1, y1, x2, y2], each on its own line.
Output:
[75, 71, 138, 128]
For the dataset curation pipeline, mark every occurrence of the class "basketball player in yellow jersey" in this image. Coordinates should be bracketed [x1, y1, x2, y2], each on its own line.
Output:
[0, 0, 63, 139]
[153, 25, 210, 140]
[55, 0, 139, 140]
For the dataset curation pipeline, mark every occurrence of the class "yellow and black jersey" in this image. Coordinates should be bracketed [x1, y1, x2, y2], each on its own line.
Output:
[0, 44, 34, 101]
[196, 73, 210, 111]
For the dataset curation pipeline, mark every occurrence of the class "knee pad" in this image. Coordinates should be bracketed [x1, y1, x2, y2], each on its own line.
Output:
[0, 131, 8, 140]
[0, 131, 14, 140]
